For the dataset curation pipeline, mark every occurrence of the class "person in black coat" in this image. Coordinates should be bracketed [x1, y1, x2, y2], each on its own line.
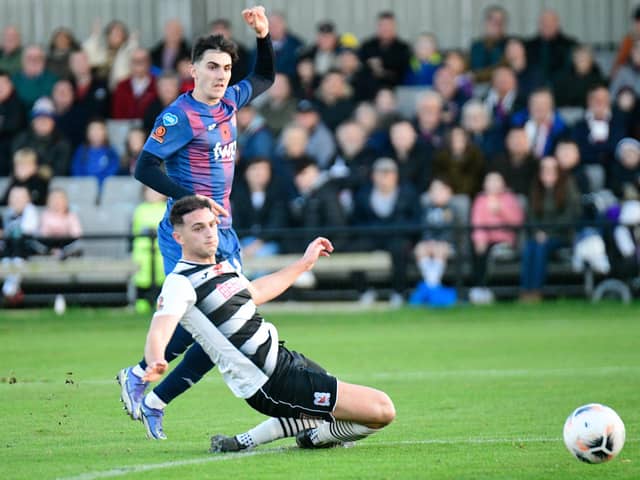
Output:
[1, 147, 48, 206]
[571, 86, 626, 169]
[525, 10, 577, 80]
[358, 11, 411, 88]
[389, 119, 432, 193]
[350, 157, 421, 304]
[68, 50, 110, 120]
[0, 69, 27, 175]
[150, 19, 191, 73]
[231, 156, 289, 260]
[287, 156, 348, 252]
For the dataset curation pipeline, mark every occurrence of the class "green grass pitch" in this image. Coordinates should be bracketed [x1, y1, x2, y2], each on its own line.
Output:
[1, 301, 638, 479]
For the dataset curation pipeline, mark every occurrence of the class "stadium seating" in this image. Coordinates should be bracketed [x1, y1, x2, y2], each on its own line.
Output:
[100, 176, 143, 206]
[106, 119, 143, 158]
[50, 176, 99, 208]
[395, 86, 428, 118]
[76, 202, 135, 258]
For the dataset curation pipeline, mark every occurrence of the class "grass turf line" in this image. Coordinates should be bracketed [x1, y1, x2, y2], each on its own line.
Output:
[1, 301, 638, 479]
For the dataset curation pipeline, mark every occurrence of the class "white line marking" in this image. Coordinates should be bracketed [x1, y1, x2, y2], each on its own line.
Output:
[55, 437, 565, 480]
[5, 365, 640, 387]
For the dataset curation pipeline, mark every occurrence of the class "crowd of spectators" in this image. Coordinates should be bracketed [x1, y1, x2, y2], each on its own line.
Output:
[1, 5, 640, 306]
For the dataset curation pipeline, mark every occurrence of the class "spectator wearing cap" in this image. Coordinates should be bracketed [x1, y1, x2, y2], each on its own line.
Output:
[290, 99, 336, 169]
[359, 11, 411, 88]
[263, 11, 303, 79]
[336, 46, 379, 102]
[314, 69, 356, 132]
[0, 69, 27, 175]
[608, 137, 640, 200]
[11, 97, 71, 177]
[0, 25, 23, 75]
[525, 9, 577, 81]
[236, 103, 275, 175]
[150, 19, 191, 74]
[351, 157, 421, 307]
[298, 21, 340, 77]
[470, 5, 509, 83]
[612, 6, 640, 77]
[258, 73, 297, 137]
[111, 47, 157, 119]
[403, 33, 442, 87]
[12, 45, 58, 110]
[209, 18, 250, 85]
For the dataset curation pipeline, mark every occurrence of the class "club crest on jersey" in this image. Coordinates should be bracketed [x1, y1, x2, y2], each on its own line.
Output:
[213, 141, 237, 160]
[313, 392, 331, 407]
[162, 112, 179, 127]
[151, 126, 166, 143]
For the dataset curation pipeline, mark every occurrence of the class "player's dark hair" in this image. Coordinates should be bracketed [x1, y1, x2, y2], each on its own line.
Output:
[0, 69, 10, 79]
[169, 196, 212, 226]
[378, 11, 395, 20]
[191, 34, 238, 64]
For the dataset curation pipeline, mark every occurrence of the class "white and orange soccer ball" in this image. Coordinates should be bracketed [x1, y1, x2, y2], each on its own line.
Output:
[563, 403, 626, 464]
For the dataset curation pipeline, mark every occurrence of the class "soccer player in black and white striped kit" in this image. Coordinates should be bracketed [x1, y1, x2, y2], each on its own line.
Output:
[142, 196, 395, 450]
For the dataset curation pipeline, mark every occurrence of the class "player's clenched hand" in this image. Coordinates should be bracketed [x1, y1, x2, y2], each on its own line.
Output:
[300, 237, 333, 270]
[241, 6, 269, 38]
[195, 194, 229, 222]
[143, 360, 168, 382]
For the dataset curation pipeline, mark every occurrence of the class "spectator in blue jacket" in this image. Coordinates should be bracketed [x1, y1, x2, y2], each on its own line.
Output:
[262, 11, 303, 80]
[511, 88, 567, 159]
[236, 103, 275, 175]
[71, 119, 120, 190]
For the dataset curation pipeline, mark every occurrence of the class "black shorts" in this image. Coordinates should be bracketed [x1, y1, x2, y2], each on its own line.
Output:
[246, 346, 338, 422]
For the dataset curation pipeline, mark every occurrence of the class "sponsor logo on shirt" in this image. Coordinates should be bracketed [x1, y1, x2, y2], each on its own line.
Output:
[162, 112, 179, 127]
[313, 392, 331, 407]
[216, 277, 245, 299]
[151, 126, 166, 143]
[213, 141, 237, 160]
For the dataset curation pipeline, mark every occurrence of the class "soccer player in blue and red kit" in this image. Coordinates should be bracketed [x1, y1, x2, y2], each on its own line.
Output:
[117, 6, 274, 439]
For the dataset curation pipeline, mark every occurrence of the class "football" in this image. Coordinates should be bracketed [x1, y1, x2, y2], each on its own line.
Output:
[563, 403, 626, 464]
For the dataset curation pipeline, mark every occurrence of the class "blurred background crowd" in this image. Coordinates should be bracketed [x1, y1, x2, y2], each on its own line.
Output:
[0, 4, 639, 307]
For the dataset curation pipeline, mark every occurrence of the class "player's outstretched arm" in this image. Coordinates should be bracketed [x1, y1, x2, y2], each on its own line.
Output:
[242, 6, 275, 100]
[248, 237, 333, 305]
[143, 313, 181, 382]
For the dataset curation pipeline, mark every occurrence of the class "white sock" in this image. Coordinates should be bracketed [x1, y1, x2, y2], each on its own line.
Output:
[310, 421, 379, 445]
[132, 364, 146, 378]
[144, 391, 167, 410]
[419, 258, 442, 287]
[431, 258, 445, 285]
[236, 417, 324, 448]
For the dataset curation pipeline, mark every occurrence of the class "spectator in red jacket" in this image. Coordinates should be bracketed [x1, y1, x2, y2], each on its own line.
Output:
[111, 47, 157, 119]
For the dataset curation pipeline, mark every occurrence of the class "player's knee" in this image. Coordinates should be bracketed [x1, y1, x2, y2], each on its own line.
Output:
[374, 392, 396, 426]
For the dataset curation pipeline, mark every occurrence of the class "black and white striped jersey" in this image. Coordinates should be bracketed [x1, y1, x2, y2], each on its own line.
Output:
[154, 259, 279, 399]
